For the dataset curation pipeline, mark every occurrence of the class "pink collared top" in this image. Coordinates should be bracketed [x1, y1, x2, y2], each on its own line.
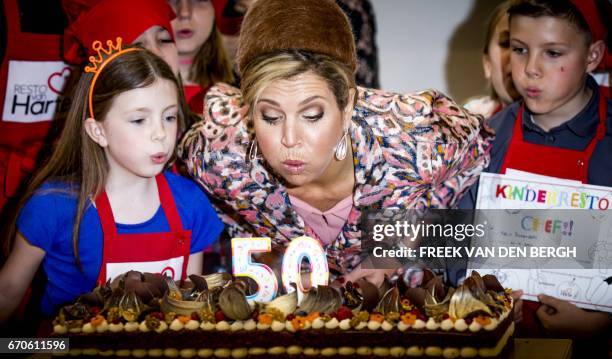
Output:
[289, 195, 353, 246]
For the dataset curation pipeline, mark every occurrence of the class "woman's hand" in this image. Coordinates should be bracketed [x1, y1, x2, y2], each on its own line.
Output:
[340, 265, 397, 288]
[536, 294, 612, 338]
[510, 289, 523, 324]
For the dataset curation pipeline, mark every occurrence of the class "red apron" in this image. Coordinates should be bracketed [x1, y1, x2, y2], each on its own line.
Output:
[183, 84, 210, 116]
[600, 84, 609, 100]
[500, 89, 607, 183]
[94, 174, 192, 285]
[0, 0, 71, 209]
[499, 90, 607, 336]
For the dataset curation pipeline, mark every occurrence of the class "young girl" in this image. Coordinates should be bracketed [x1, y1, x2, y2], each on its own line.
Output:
[169, 0, 235, 114]
[464, 1, 521, 119]
[0, 40, 223, 323]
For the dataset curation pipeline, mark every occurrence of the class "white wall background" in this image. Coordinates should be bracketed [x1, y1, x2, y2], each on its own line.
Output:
[371, 0, 505, 104]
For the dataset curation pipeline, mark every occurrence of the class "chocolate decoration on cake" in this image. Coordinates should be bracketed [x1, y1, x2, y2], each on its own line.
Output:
[375, 286, 401, 315]
[483, 274, 505, 292]
[51, 271, 515, 358]
[218, 284, 253, 320]
[354, 279, 380, 311]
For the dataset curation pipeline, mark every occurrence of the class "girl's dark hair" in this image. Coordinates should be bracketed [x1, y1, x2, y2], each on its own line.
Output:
[4, 47, 187, 269]
[508, 0, 593, 44]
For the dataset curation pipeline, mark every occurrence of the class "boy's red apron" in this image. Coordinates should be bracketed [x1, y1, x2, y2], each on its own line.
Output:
[499, 89, 607, 335]
[94, 174, 192, 285]
[0, 0, 71, 210]
[501, 89, 607, 182]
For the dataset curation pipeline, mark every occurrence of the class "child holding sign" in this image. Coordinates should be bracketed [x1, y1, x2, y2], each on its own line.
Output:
[488, 0, 611, 186]
[0, 40, 223, 323]
[460, 0, 611, 354]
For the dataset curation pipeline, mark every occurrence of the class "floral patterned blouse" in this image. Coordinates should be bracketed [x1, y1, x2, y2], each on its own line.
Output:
[179, 83, 494, 275]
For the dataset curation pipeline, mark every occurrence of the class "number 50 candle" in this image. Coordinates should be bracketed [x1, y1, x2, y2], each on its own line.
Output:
[231, 237, 278, 302]
[231, 236, 329, 303]
[282, 236, 329, 301]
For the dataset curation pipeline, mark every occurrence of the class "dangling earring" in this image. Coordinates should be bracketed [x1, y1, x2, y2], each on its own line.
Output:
[248, 139, 259, 162]
[334, 129, 349, 161]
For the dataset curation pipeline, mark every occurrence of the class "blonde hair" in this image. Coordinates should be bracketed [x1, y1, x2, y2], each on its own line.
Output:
[3, 48, 187, 268]
[189, 26, 235, 88]
[483, 1, 512, 55]
[241, 50, 357, 118]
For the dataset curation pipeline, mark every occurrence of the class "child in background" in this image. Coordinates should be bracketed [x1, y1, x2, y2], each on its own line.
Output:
[0, 41, 223, 323]
[62, 0, 202, 167]
[585, 0, 611, 97]
[212, 0, 381, 89]
[464, 1, 521, 119]
[169, 0, 235, 114]
[460, 0, 611, 355]
[63, 0, 180, 76]
[460, 0, 612, 210]
[0, 1, 69, 216]
[492, 0, 611, 185]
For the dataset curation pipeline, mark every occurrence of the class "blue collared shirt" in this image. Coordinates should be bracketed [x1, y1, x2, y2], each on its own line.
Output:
[459, 76, 612, 209]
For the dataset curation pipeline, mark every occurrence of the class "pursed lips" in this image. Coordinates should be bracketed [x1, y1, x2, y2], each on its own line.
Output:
[282, 160, 306, 174]
[151, 152, 168, 164]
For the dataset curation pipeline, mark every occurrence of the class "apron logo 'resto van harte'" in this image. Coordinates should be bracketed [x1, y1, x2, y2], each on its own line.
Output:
[2, 61, 71, 122]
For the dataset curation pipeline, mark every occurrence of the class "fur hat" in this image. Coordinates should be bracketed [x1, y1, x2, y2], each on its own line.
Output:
[236, 0, 356, 74]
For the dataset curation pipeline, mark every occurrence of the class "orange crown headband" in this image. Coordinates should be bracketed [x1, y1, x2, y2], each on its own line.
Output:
[84, 37, 142, 119]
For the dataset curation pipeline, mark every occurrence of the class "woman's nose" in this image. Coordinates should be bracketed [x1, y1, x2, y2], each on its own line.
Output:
[280, 122, 299, 148]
